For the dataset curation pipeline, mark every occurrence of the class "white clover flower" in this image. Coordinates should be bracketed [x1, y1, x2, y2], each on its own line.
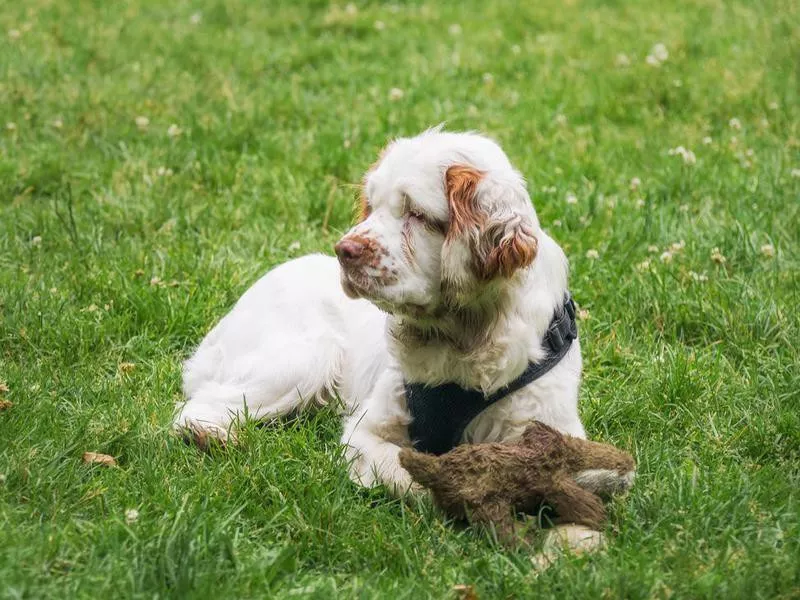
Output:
[31, 235, 42, 246]
[646, 54, 660, 67]
[790, 168, 800, 178]
[552, 219, 562, 227]
[760, 244, 775, 258]
[636, 198, 646, 208]
[388, 87, 404, 101]
[125, 508, 139, 524]
[729, 118, 742, 130]
[448, 23, 462, 35]
[482, 72, 494, 84]
[554, 113, 568, 126]
[135, 116, 149, 130]
[565, 192, 578, 204]
[344, 3, 358, 15]
[615, 53, 631, 67]
[636, 259, 651, 271]
[768, 101, 779, 111]
[52, 118, 63, 129]
[585, 249, 599, 260]
[679, 204, 689, 213]
[660, 251, 673, 263]
[710, 247, 726, 264]
[189, 12, 202, 24]
[652, 43, 669, 62]
[288, 240, 301, 252]
[647, 245, 659, 253]
[689, 271, 708, 282]
[759, 118, 770, 128]
[167, 124, 181, 137]
[670, 240, 686, 252]
[702, 136, 713, 145]
[374, 20, 385, 30]
[629, 177, 641, 190]
[511, 44, 521, 55]
[577, 308, 590, 321]
[668, 146, 696, 165]
[6, 122, 16, 131]
[8, 29, 21, 40]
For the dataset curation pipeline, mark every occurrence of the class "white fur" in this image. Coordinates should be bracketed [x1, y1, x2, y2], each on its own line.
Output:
[175, 129, 585, 496]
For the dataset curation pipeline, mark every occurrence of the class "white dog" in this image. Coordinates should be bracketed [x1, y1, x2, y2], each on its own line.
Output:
[175, 129, 632, 547]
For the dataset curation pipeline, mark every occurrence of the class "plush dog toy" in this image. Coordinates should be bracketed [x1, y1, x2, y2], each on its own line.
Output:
[399, 421, 635, 545]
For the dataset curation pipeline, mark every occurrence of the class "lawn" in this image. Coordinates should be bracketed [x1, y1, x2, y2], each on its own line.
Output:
[1, 0, 799, 597]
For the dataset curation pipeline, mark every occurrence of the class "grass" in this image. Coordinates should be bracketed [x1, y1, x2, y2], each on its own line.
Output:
[1, 0, 799, 597]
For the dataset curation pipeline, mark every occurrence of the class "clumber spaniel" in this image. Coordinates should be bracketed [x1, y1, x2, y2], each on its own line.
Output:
[176, 129, 632, 545]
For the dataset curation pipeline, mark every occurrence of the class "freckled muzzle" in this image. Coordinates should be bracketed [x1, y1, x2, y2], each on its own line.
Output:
[334, 234, 397, 298]
[334, 235, 382, 269]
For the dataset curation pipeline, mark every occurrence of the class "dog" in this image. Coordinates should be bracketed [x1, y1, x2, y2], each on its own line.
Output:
[175, 128, 631, 549]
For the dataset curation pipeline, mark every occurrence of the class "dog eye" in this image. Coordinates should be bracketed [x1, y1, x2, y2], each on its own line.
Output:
[407, 209, 426, 222]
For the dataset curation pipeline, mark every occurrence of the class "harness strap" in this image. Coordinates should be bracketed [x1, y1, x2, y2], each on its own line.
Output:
[405, 295, 578, 455]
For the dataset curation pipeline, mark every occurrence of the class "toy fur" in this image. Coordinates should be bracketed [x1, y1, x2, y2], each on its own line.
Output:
[399, 421, 635, 544]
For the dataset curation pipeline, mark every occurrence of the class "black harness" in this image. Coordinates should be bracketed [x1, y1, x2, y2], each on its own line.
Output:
[405, 295, 578, 455]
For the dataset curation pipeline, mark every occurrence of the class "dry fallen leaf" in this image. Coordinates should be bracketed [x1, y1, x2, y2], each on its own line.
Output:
[0, 381, 9, 393]
[118, 362, 136, 374]
[0, 400, 12, 411]
[82, 452, 117, 467]
[452, 584, 478, 600]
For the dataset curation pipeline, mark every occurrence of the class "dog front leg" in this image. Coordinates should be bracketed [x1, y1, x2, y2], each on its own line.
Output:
[341, 418, 416, 496]
[340, 370, 419, 496]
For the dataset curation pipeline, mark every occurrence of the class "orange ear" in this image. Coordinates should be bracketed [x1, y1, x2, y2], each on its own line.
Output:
[482, 224, 538, 279]
[356, 184, 370, 222]
[357, 142, 398, 223]
[445, 165, 537, 279]
[445, 165, 485, 238]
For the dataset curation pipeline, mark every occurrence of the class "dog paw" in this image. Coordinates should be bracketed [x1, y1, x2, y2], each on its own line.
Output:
[175, 419, 234, 452]
[532, 524, 606, 570]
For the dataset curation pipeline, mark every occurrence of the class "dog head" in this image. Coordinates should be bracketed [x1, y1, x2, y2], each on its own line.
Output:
[335, 129, 540, 319]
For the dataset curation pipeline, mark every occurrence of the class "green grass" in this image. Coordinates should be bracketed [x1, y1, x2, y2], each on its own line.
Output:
[1, 0, 799, 597]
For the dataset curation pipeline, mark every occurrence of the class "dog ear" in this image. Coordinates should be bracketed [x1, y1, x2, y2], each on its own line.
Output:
[445, 165, 538, 279]
[357, 141, 397, 223]
[480, 215, 538, 279]
[356, 185, 370, 222]
[445, 165, 485, 238]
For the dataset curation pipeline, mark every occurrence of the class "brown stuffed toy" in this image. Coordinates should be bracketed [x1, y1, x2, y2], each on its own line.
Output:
[399, 421, 635, 545]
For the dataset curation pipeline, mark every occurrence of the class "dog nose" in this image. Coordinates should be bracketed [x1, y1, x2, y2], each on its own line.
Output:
[335, 238, 365, 266]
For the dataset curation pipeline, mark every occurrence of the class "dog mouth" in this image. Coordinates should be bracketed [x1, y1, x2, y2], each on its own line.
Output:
[340, 270, 375, 299]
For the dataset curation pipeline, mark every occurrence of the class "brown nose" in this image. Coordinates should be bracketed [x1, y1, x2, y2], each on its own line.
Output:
[335, 238, 365, 266]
